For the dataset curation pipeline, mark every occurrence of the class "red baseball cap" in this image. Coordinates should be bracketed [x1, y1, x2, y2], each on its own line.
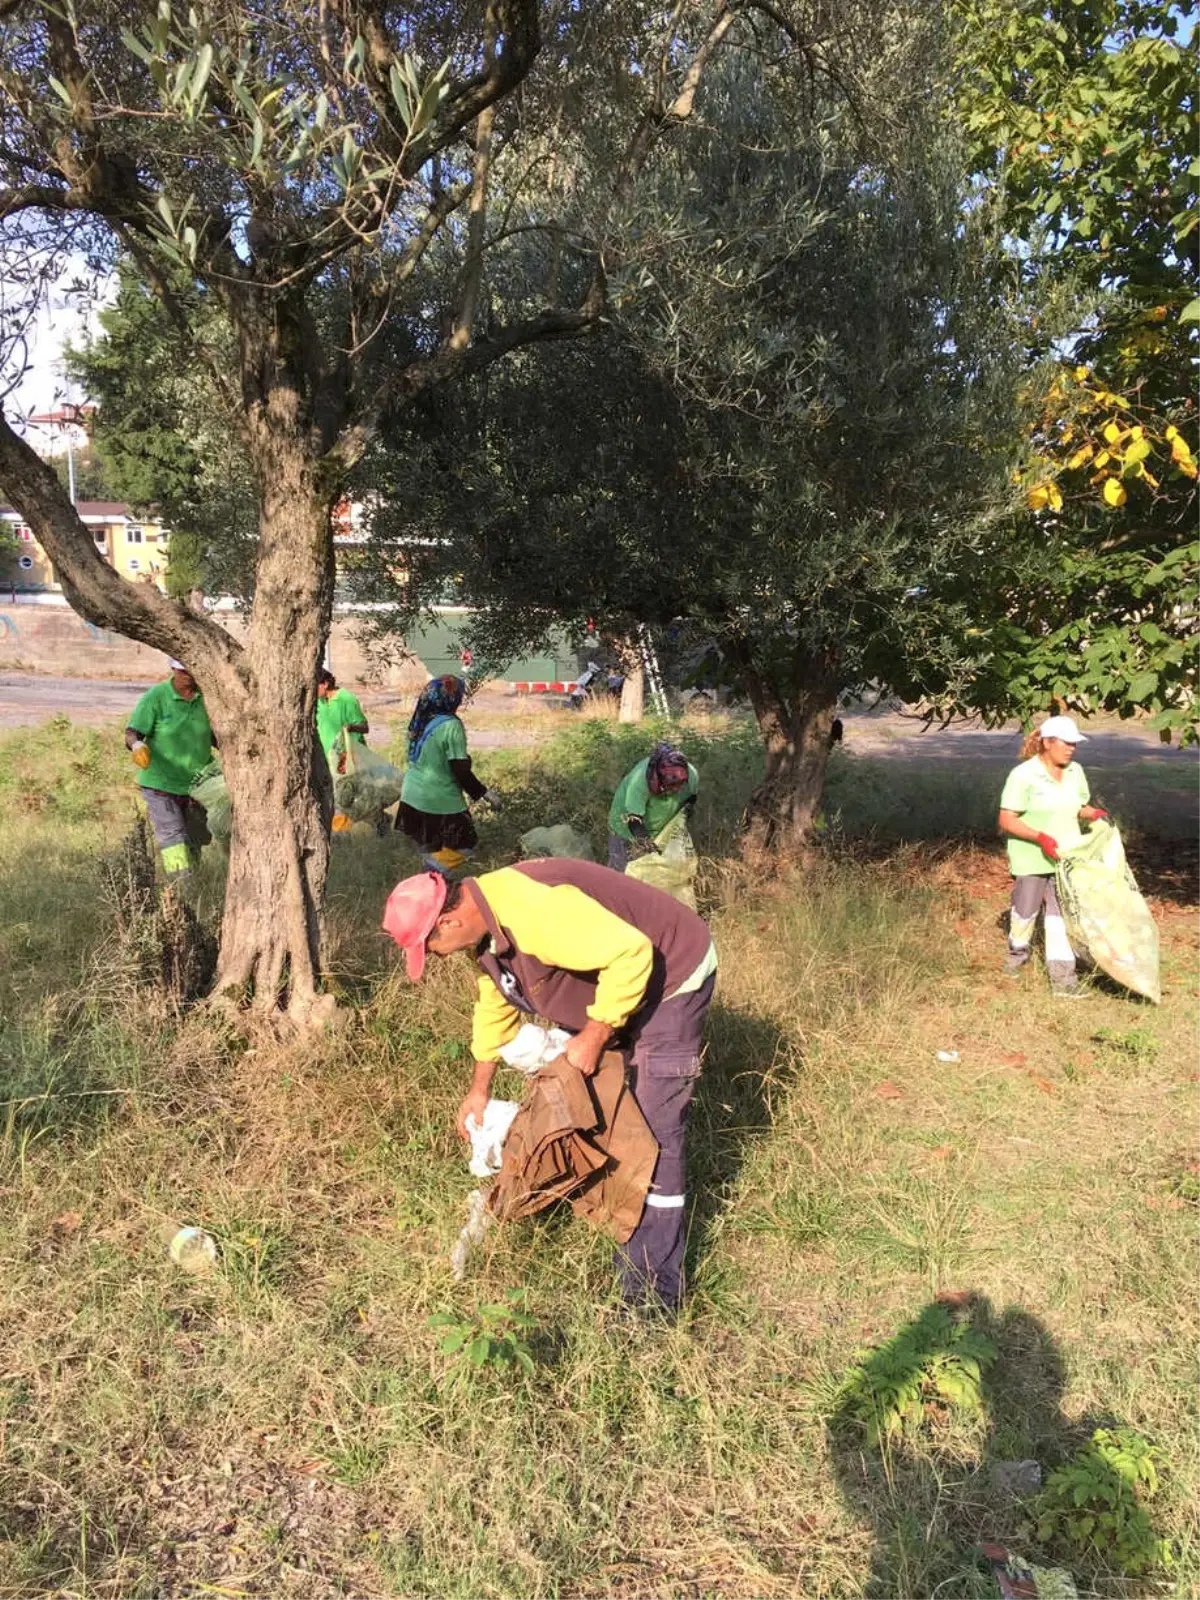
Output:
[382, 871, 448, 981]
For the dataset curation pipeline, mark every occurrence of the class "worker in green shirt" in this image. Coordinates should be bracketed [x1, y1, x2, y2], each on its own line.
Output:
[998, 714, 1108, 998]
[608, 743, 698, 871]
[395, 674, 499, 874]
[125, 658, 216, 879]
[315, 668, 369, 763]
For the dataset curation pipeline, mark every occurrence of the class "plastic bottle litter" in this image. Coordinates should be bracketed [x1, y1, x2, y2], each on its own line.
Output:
[936, 1050, 961, 1063]
[169, 1226, 218, 1273]
[450, 1188, 495, 1281]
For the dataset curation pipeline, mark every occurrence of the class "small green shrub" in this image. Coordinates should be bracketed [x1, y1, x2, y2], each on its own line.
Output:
[1090, 1026, 1160, 1063]
[833, 1302, 998, 1447]
[429, 1289, 537, 1378]
[1035, 1428, 1172, 1577]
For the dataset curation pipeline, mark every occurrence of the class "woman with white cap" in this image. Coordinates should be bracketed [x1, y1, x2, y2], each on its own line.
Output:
[997, 714, 1108, 997]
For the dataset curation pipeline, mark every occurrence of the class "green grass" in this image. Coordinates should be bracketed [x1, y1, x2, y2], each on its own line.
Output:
[0, 716, 1196, 1598]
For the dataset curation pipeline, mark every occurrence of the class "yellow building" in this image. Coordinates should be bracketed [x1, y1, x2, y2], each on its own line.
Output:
[1, 502, 169, 593]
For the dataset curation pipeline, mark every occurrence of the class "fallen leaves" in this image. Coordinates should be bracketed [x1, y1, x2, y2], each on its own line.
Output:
[874, 1080, 904, 1100]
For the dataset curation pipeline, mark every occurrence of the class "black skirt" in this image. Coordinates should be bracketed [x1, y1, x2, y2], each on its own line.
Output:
[394, 802, 478, 852]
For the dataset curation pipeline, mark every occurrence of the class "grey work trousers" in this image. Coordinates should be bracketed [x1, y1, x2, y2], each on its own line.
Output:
[616, 972, 716, 1310]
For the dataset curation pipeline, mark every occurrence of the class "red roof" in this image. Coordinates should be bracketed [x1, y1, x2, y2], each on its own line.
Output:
[27, 406, 95, 424]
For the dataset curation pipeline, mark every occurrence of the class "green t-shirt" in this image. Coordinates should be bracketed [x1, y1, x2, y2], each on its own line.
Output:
[316, 688, 368, 760]
[128, 679, 214, 797]
[608, 758, 699, 842]
[1000, 755, 1090, 876]
[401, 716, 471, 815]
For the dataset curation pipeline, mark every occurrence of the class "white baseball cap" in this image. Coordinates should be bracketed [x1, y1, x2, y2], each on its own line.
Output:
[167, 657, 186, 671]
[1039, 714, 1086, 743]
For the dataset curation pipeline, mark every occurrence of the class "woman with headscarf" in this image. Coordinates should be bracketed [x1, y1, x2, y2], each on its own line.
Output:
[395, 675, 498, 874]
[607, 742, 699, 871]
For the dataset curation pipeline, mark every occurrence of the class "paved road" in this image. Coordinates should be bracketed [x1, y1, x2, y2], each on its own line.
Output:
[2, 670, 1196, 778]
[0, 672, 158, 726]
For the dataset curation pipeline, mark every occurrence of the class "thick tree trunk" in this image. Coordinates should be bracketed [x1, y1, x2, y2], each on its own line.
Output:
[205, 451, 335, 1019]
[619, 640, 645, 723]
[734, 643, 840, 857]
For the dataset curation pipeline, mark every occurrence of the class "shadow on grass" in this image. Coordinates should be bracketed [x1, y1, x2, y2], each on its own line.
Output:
[684, 999, 783, 1307]
[827, 1293, 1157, 1599]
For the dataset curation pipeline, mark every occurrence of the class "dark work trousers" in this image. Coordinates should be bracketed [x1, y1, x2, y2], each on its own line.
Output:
[617, 971, 716, 1309]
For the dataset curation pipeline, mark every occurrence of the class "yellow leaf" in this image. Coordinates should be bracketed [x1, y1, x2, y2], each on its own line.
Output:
[1102, 477, 1127, 508]
[1073, 365, 1089, 381]
[1027, 483, 1051, 510]
[1066, 443, 1094, 470]
[1094, 450, 1111, 470]
[1047, 483, 1063, 511]
[1165, 425, 1178, 441]
[1179, 459, 1199, 480]
[1102, 420, 1122, 445]
[1170, 434, 1195, 466]
[1129, 425, 1144, 441]
[1124, 437, 1152, 466]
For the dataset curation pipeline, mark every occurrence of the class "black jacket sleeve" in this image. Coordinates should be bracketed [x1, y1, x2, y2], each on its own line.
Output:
[449, 756, 487, 803]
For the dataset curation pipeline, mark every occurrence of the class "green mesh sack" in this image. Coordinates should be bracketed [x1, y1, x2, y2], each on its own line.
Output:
[519, 823, 596, 860]
[1056, 821, 1160, 1003]
[333, 740, 403, 821]
[188, 759, 231, 842]
[625, 809, 698, 909]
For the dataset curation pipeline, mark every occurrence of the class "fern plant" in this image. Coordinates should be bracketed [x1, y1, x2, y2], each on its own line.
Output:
[834, 1302, 998, 1447]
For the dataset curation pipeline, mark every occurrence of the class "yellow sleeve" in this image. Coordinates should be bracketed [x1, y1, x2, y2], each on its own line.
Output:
[470, 974, 521, 1063]
[482, 871, 654, 1031]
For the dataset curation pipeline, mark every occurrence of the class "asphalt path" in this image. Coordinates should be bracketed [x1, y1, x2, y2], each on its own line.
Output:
[3, 671, 1195, 762]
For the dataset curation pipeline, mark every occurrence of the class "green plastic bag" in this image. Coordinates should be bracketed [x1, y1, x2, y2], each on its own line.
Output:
[519, 823, 596, 861]
[189, 759, 231, 842]
[1056, 821, 1160, 1003]
[333, 739, 403, 822]
[625, 810, 698, 909]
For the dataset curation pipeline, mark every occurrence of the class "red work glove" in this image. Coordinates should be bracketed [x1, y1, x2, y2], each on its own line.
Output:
[1090, 807, 1109, 820]
[1036, 832, 1060, 862]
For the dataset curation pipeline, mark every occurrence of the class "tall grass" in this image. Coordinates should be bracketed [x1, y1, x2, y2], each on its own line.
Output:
[0, 717, 1196, 1599]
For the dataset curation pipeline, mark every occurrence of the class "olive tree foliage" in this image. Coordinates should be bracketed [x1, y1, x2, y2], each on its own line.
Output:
[355, 14, 1039, 847]
[0, 0, 829, 1012]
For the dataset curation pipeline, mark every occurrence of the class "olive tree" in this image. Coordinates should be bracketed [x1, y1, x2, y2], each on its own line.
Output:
[0, 0, 803, 1014]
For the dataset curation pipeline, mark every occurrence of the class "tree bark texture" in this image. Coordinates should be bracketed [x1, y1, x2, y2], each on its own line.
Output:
[733, 642, 841, 855]
[619, 653, 645, 723]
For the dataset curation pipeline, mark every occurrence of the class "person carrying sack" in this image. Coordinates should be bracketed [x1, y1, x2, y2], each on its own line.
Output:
[998, 714, 1109, 998]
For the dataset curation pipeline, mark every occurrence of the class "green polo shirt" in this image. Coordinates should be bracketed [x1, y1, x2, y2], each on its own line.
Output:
[608, 757, 699, 842]
[316, 688, 368, 760]
[1000, 755, 1090, 876]
[128, 679, 214, 797]
[401, 716, 470, 814]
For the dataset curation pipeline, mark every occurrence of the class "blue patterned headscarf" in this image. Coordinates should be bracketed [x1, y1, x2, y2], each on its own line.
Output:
[407, 675, 466, 762]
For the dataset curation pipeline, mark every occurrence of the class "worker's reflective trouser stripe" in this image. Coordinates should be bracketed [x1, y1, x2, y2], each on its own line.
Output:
[1009, 874, 1075, 972]
[617, 972, 715, 1310]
